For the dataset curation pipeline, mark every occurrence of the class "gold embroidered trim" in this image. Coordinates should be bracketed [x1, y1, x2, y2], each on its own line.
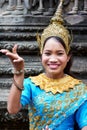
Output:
[29, 74, 81, 94]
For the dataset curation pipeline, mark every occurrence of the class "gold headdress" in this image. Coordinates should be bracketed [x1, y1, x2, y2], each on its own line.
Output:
[37, 0, 71, 54]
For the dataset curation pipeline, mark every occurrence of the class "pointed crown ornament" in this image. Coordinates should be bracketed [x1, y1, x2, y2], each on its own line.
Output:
[37, 0, 72, 54]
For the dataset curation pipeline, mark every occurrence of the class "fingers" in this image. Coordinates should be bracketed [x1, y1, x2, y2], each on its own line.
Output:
[0, 49, 10, 55]
[42, 125, 51, 130]
[45, 125, 49, 130]
[0, 44, 18, 55]
[12, 44, 18, 54]
[0, 49, 16, 61]
[0, 45, 19, 60]
[0, 45, 24, 70]
[13, 57, 24, 63]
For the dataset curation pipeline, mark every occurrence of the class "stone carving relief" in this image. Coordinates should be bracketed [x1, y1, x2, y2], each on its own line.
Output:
[31, 0, 57, 15]
[64, 0, 87, 25]
[68, 0, 87, 15]
[1, 0, 24, 15]
[0, 0, 87, 16]
[0, 0, 5, 8]
[0, 0, 70, 16]
[31, 0, 44, 15]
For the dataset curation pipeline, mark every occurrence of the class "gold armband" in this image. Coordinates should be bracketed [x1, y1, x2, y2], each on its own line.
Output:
[12, 69, 24, 75]
[13, 78, 24, 91]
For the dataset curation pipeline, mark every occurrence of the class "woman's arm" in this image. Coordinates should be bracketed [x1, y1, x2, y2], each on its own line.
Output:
[75, 100, 87, 130]
[7, 72, 24, 114]
[0, 45, 25, 114]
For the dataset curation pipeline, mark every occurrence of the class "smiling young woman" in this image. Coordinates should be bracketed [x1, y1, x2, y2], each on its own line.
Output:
[41, 36, 71, 79]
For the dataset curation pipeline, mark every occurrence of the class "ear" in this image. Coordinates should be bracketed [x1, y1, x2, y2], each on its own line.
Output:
[67, 54, 71, 62]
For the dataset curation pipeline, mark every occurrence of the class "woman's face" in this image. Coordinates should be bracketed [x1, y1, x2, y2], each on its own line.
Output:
[42, 38, 70, 79]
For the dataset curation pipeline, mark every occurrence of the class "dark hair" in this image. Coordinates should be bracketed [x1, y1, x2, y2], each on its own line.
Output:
[43, 36, 66, 51]
[43, 36, 73, 76]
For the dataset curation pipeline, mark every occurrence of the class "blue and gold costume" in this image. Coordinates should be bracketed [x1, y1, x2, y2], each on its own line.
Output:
[21, 73, 87, 130]
[21, 1, 87, 129]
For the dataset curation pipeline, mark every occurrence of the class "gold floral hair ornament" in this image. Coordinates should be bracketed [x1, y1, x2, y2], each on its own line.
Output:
[37, 0, 71, 54]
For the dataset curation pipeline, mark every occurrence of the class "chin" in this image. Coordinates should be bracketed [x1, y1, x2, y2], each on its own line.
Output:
[49, 71, 59, 76]
[49, 68, 63, 74]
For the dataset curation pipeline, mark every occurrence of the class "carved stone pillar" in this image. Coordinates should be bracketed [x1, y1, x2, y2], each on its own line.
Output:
[68, 0, 78, 14]
[49, 0, 54, 9]
[44, 0, 55, 15]
[38, 0, 44, 12]
[16, 0, 23, 10]
[84, 0, 87, 11]
[12, 0, 24, 15]
[80, 0, 87, 14]
[7, 0, 15, 11]
[2, 0, 24, 15]
[32, 0, 44, 15]
[1, 0, 16, 15]
[23, 0, 32, 14]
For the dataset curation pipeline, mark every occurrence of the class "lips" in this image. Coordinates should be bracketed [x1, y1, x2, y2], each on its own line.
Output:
[48, 64, 60, 69]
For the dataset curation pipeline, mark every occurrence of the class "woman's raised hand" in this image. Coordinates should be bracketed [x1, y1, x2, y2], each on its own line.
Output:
[0, 44, 24, 71]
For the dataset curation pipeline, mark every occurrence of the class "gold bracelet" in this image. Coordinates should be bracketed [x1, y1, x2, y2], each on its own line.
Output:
[12, 69, 24, 75]
[13, 78, 24, 91]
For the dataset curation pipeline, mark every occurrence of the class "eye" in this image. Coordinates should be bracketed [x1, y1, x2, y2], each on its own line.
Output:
[57, 51, 64, 56]
[43, 51, 51, 56]
[44, 52, 51, 56]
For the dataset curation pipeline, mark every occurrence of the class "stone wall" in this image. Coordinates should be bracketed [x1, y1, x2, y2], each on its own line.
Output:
[0, 0, 87, 129]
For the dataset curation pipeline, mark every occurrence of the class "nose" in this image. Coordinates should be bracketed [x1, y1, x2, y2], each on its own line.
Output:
[49, 56, 58, 62]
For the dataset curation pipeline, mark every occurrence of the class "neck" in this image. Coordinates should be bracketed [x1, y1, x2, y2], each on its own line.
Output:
[44, 72, 65, 79]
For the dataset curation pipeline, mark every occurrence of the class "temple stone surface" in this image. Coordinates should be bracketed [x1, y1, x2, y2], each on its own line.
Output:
[0, 0, 87, 129]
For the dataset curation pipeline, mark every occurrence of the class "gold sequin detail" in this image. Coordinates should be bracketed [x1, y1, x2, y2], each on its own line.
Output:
[30, 74, 81, 94]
